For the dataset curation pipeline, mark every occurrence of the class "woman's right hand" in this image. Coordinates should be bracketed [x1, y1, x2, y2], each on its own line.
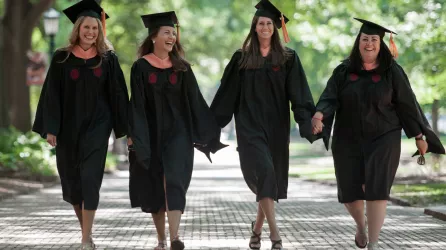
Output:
[312, 112, 324, 135]
[47, 133, 57, 147]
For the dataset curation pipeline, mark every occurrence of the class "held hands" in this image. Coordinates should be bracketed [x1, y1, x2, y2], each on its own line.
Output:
[46, 133, 57, 147]
[312, 112, 324, 135]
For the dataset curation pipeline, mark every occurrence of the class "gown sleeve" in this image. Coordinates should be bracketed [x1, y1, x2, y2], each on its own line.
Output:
[391, 63, 445, 155]
[210, 51, 242, 128]
[32, 50, 64, 138]
[285, 49, 318, 143]
[107, 51, 129, 139]
[128, 61, 151, 169]
[184, 67, 228, 162]
[315, 63, 347, 150]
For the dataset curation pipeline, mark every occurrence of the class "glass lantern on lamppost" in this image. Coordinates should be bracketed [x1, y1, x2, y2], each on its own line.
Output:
[43, 8, 60, 59]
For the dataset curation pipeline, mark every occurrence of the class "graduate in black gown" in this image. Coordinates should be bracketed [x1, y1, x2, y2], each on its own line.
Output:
[312, 18, 445, 250]
[127, 11, 225, 250]
[208, 1, 318, 249]
[32, 1, 129, 249]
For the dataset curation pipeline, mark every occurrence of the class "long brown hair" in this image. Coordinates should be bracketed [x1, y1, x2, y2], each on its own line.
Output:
[239, 16, 290, 69]
[137, 27, 190, 71]
[58, 16, 113, 68]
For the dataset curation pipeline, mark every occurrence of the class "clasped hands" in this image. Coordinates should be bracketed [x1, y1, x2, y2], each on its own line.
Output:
[311, 112, 324, 135]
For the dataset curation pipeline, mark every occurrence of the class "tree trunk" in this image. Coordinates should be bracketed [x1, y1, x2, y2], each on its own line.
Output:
[431, 99, 439, 136]
[2, 0, 54, 132]
[430, 99, 441, 173]
[4, 15, 31, 132]
[0, 21, 8, 128]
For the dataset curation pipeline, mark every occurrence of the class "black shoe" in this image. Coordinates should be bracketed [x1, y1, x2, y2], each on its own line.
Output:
[249, 221, 261, 250]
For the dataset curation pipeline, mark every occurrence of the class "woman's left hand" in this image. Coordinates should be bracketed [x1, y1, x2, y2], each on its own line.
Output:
[416, 138, 428, 155]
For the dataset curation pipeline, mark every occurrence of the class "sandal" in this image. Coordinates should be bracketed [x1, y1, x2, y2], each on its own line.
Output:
[367, 242, 379, 249]
[80, 242, 96, 250]
[355, 216, 368, 248]
[271, 239, 283, 250]
[154, 240, 167, 250]
[249, 221, 261, 249]
[171, 237, 185, 250]
[355, 231, 368, 248]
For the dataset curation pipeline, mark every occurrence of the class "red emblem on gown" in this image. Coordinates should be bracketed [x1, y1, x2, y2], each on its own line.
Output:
[70, 69, 79, 80]
[93, 67, 102, 77]
[350, 73, 358, 81]
[372, 74, 381, 83]
[272, 66, 280, 72]
[169, 72, 177, 85]
[148, 73, 157, 84]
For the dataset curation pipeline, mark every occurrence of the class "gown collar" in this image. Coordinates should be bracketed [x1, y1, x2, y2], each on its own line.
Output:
[143, 53, 173, 69]
[72, 45, 98, 59]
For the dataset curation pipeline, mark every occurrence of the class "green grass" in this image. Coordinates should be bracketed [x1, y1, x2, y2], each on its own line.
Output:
[289, 168, 335, 180]
[391, 183, 446, 206]
[288, 135, 446, 207]
[401, 135, 446, 152]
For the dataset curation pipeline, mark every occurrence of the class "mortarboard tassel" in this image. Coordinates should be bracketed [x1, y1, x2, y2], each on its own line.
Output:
[389, 33, 398, 58]
[281, 13, 290, 43]
[101, 10, 106, 37]
[176, 23, 180, 43]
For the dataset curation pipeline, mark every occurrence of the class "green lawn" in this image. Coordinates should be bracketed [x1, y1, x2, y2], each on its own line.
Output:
[391, 183, 446, 207]
[401, 135, 446, 152]
[288, 136, 446, 207]
[289, 168, 335, 180]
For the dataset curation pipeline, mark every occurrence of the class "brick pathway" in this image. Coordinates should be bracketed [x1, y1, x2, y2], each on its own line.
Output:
[0, 146, 445, 249]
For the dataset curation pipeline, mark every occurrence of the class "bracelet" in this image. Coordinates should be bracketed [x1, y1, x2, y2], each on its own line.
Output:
[415, 135, 424, 141]
[312, 117, 323, 121]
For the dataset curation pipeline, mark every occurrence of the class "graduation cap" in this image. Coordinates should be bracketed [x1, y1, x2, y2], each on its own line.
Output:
[255, 0, 290, 43]
[141, 11, 180, 42]
[63, 0, 109, 36]
[354, 18, 398, 58]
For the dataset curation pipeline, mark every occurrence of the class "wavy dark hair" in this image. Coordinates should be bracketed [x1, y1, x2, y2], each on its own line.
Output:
[137, 27, 190, 71]
[347, 33, 394, 74]
[239, 16, 291, 69]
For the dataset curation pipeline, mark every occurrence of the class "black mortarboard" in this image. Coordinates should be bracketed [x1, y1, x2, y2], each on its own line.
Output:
[141, 11, 179, 35]
[354, 18, 397, 38]
[63, 0, 109, 24]
[354, 18, 399, 58]
[254, 0, 289, 29]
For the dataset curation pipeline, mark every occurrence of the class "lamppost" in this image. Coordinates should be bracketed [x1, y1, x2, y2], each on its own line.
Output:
[43, 8, 60, 59]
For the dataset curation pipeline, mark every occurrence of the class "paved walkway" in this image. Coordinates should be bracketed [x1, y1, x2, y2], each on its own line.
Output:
[0, 146, 445, 249]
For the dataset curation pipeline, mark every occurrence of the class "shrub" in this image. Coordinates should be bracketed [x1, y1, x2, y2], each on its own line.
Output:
[0, 127, 56, 177]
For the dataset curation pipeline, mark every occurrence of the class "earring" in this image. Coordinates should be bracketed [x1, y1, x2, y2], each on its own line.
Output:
[152, 40, 155, 44]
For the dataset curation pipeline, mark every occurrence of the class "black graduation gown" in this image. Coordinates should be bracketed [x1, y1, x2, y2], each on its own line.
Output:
[32, 50, 129, 209]
[316, 60, 445, 203]
[210, 49, 317, 201]
[128, 58, 223, 213]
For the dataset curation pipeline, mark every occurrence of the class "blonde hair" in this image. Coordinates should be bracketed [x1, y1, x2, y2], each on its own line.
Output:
[59, 16, 113, 67]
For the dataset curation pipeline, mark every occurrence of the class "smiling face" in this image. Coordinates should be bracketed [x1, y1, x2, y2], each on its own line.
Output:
[359, 33, 381, 63]
[153, 26, 177, 54]
[78, 16, 99, 49]
[255, 16, 274, 41]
